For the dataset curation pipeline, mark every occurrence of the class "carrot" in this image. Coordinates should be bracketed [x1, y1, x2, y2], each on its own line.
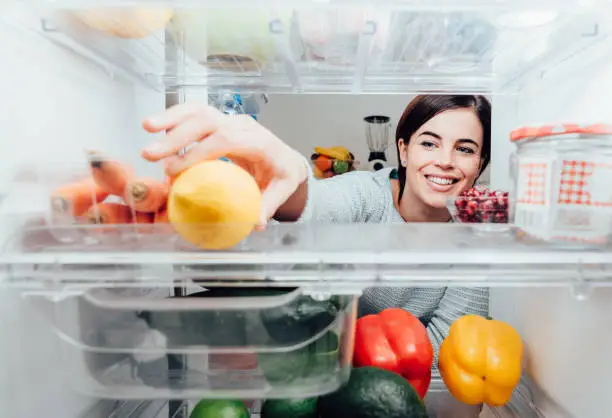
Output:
[154, 206, 169, 223]
[133, 211, 155, 234]
[125, 177, 168, 212]
[51, 179, 108, 217]
[87, 150, 134, 196]
[134, 211, 154, 224]
[86, 203, 132, 225]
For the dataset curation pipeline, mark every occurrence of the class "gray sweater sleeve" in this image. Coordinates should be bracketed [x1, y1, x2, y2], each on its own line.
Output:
[298, 168, 389, 223]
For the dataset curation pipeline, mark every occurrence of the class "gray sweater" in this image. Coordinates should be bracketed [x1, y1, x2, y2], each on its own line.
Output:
[298, 167, 489, 372]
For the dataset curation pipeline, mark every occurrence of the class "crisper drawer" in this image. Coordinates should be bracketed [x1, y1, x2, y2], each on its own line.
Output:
[28, 285, 357, 399]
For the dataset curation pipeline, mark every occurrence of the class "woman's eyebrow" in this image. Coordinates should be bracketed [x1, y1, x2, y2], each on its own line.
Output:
[418, 131, 480, 149]
[418, 131, 442, 140]
[456, 138, 480, 148]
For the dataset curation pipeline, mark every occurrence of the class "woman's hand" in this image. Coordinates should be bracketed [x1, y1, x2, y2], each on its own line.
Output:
[141, 103, 309, 225]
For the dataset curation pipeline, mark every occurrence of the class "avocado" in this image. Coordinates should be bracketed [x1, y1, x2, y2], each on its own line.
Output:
[261, 397, 318, 418]
[318, 367, 428, 418]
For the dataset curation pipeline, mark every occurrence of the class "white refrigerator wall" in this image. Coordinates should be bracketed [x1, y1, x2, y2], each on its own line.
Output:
[0, 13, 164, 418]
[490, 60, 612, 418]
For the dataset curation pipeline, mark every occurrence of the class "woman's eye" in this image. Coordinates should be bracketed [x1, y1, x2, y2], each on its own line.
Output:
[457, 146, 475, 154]
[421, 141, 436, 149]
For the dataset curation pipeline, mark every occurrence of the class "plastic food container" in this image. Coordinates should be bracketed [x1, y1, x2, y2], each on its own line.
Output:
[297, 7, 390, 67]
[32, 286, 357, 399]
[510, 123, 612, 246]
[171, 9, 293, 72]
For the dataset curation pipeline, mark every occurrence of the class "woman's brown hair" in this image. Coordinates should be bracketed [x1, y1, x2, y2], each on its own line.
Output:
[395, 95, 491, 202]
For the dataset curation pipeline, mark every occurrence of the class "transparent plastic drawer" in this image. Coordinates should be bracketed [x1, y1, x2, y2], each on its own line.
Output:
[28, 286, 357, 399]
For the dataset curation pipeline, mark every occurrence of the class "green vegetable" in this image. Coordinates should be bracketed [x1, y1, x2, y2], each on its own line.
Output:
[258, 291, 350, 345]
[261, 397, 318, 418]
[318, 367, 429, 418]
[189, 399, 249, 418]
[258, 331, 339, 385]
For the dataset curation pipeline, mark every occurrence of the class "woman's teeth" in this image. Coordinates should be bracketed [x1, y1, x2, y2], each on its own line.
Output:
[427, 176, 458, 185]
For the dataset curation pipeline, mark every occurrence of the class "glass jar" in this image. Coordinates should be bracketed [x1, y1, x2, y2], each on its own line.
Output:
[510, 123, 612, 246]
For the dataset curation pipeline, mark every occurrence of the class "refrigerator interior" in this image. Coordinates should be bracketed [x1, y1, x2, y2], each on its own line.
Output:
[1, 1, 612, 417]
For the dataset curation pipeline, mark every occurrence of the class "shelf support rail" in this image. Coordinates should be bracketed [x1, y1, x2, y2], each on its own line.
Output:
[270, 17, 301, 92]
[352, 20, 377, 93]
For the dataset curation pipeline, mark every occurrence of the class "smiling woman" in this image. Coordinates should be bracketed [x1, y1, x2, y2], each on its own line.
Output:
[395, 95, 491, 221]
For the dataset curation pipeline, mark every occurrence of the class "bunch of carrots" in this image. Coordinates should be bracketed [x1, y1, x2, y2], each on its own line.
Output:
[50, 151, 170, 228]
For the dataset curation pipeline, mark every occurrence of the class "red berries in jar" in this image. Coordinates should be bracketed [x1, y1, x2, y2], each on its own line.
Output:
[453, 186, 509, 224]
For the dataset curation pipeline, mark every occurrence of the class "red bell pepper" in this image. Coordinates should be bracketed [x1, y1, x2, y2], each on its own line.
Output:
[353, 308, 434, 399]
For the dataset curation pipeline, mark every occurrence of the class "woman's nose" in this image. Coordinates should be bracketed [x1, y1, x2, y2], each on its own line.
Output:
[438, 161, 453, 170]
[436, 158, 454, 169]
[436, 147, 455, 168]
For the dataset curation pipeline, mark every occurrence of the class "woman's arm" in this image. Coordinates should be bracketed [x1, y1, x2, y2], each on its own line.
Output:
[142, 104, 388, 225]
[425, 287, 490, 370]
[274, 164, 387, 223]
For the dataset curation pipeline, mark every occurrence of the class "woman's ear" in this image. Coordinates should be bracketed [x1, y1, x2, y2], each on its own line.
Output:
[397, 138, 407, 152]
[397, 138, 408, 167]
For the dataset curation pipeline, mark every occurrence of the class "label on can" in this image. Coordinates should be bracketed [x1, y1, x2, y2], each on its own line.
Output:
[514, 158, 553, 239]
[552, 157, 612, 243]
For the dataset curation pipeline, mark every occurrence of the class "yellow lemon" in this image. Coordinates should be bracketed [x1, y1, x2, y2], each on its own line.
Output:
[168, 160, 261, 250]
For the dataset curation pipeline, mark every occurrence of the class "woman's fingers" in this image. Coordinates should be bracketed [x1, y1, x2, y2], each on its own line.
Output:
[142, 115, 222, 161]
[142, 103, 224, 133]
[163, 132, 233, 176]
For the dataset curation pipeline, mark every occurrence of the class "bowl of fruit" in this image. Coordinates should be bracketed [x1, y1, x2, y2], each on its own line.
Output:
[447, 186, 510, 233]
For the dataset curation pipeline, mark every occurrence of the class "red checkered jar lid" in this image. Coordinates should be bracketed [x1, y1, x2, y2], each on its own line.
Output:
[510, 123, 612, 142]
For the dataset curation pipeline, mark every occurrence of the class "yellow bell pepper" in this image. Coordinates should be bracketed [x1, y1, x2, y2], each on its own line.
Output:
[438, 314, 523, 406]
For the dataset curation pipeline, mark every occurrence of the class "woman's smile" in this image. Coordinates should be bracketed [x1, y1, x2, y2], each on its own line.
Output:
[423, 173, 461, 193]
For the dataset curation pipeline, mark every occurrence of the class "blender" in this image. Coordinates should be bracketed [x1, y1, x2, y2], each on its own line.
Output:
[364, 115, 392, 171]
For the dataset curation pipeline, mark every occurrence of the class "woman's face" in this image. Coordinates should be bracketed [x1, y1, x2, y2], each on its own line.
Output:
[398, 108, 484, 209]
